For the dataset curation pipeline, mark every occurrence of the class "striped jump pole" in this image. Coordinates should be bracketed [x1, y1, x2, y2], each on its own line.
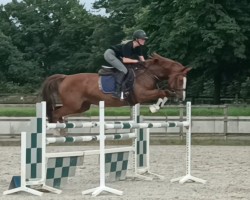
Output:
[105, 121, 188, 129]
[47, 122, 98, 129]
[46, 133, 136, 144]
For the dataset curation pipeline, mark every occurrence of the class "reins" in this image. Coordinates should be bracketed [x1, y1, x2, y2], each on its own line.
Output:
[133, 63, 161, 82]
[129, 61, 187, 96]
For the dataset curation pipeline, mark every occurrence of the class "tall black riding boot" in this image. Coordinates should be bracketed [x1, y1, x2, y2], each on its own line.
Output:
[113, 72, 126, 99]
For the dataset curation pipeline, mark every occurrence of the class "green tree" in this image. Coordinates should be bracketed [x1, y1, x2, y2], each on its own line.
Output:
[2, 0, 96, 77]
[134, 0, 250, 103]
[0, 31, 41, 91]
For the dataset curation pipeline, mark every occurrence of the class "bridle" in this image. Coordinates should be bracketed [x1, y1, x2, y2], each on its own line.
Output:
[132, 63, 187, 97]
[167, 73, 187, 90]
[133, 63, 161, 82]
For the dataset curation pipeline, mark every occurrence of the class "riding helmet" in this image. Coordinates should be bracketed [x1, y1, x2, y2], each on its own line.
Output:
[133, 30, 148, 40]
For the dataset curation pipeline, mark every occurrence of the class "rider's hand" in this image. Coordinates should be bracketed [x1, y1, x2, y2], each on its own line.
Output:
[137, 60, 145, 65]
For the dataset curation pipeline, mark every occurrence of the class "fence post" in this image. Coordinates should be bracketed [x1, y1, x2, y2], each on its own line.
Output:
[179, 104, 184, 139]
[223, 105, 228, 139]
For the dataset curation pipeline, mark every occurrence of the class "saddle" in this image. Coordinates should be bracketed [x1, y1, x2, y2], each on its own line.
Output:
[98, 66, 135, 101]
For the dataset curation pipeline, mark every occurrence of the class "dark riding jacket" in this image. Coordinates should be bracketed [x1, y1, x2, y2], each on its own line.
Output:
[110, 41, 143, 60]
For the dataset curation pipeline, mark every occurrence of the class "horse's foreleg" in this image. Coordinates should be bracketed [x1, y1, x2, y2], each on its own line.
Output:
[149, 97, 169, 113]
[161, 97, 168, 107]
[149, 98, 163, 113]
[139, 89, 174, 113]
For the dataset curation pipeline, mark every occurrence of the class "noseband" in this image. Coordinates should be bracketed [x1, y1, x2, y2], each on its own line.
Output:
[154, 74, 187, 97]
[133, 63, 187, 95]
[166, 75, 187, 100]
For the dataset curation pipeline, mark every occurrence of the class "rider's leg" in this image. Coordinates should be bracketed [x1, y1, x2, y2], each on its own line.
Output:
[104, 49, 127, 72]
[113, 71, 126, 98]
[104, 49, 127, 98]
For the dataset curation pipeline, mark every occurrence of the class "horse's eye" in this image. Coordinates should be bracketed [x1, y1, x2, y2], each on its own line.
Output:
[177, 77, 184, 86]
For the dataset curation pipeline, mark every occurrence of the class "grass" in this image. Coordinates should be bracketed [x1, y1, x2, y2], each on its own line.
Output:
[0, 105, 250, 117]
[0, 107, 35, 117]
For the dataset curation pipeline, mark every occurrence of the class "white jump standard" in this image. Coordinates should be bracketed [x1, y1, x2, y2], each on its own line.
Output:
[171, 102, 206, 184]
[82, 101, 123, 196]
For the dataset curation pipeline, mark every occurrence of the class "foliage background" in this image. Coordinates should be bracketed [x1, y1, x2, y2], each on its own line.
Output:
[0, 0, 250, 104]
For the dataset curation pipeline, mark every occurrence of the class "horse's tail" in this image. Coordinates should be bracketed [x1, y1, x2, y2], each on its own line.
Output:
[40, 74, 66, 122]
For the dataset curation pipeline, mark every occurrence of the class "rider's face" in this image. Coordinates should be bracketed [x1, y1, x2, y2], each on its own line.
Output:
[138, 39, 146, 45]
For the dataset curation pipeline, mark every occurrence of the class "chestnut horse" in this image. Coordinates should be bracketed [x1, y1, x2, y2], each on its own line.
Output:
[41, 53, 191, 123]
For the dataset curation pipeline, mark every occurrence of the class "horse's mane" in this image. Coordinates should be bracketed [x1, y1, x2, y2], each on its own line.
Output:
[148, 53, 185, 69]
[125, 53, 185, 71]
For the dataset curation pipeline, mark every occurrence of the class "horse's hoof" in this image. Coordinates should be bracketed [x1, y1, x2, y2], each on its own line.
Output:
[60, 129, 68, 137]
[149, 104, 159, 113]
[52, 129, 61, 137]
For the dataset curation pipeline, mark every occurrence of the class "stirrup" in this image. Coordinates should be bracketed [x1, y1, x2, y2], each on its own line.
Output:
[120, 92, 124, 100]
[112, 92, 124, 100]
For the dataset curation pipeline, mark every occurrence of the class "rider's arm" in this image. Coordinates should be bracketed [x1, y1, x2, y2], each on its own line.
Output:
[122, 57, 139, 63]
[138, 56, 145, 61]
[122, 41, 139, 63]
[122, 41, 144, 63]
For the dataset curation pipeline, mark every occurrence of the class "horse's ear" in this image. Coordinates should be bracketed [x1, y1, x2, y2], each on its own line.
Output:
[151, 52, 161, 63]
[153, 57, 159, 63]
[152, 52, 163, 59]
[152, 52, 159, 56]
[182, 67, 192, 74]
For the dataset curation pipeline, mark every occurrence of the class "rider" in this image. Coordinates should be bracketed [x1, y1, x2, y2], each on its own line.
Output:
[104, 29, 148, 98]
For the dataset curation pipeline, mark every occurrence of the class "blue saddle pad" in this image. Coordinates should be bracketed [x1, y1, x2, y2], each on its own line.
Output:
[100, 76, 115, 93]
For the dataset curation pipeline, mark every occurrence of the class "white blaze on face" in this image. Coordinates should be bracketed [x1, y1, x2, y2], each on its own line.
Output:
[182, 77, 187, 101]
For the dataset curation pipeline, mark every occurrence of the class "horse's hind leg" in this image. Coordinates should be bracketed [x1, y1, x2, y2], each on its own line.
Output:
[49, 106, 64, 136]
[53, 102, 91, 121]
[52, 106, 74, 136]
[54, 106, 63, 122]
[52, 101, 91, 136]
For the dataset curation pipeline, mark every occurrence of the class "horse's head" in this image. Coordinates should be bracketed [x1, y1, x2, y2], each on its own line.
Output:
[167, 68, 192, 101]
[146, 53, 192, 101]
